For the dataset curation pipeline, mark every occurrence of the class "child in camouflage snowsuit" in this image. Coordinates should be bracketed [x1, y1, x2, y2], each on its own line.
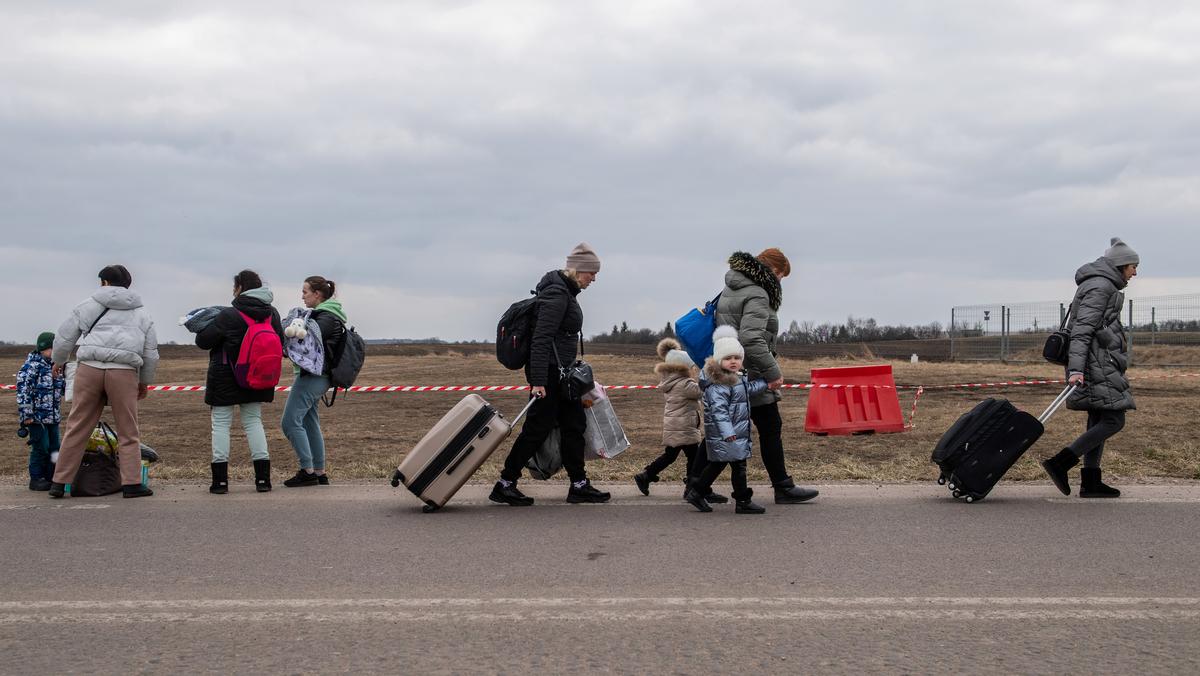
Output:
[16, 332, 66, 491]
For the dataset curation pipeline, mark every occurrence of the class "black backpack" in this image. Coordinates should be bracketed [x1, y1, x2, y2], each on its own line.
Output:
[496, 291, 538, 370]
[323, 324, 366, 406]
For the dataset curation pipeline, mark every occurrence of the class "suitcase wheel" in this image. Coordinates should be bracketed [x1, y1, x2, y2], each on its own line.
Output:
[947, 482, 956, 491]
[937, 475, 947, 486]
[390, 470, 403, 488]
[951, 490, 962, 499]
[964, 496, 975, 503]
[422, 502, 441, 513]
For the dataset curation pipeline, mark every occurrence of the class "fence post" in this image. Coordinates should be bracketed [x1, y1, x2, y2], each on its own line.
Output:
[1000, 305, 1007, 361]
[950, 308, 956, 361]
[1059, 302, 1065, 326]
[1152, 306, 1156, 346]
[1128, 298, 1134, 367]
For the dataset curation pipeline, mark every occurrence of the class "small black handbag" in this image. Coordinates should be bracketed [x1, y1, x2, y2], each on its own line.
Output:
[552, 336, 594, 401]
[1043, 301, 1074, 366]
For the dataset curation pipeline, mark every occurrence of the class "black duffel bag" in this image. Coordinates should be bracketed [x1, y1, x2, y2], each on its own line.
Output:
[71, 422, 122, 497]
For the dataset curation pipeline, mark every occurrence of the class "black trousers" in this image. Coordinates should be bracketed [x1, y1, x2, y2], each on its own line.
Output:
[750, 402, 791, 486]
[644, 443, 700, 478]
[500, 380, 587, 483]
[1066, 409, 1126, 469]
[693, 459, 751, 501]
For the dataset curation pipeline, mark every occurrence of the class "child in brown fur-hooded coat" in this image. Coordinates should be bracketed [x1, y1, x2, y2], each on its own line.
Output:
[633, 338, 728, 503]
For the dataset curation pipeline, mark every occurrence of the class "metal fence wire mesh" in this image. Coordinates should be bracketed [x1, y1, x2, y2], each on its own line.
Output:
[950, 293, 1200, 366]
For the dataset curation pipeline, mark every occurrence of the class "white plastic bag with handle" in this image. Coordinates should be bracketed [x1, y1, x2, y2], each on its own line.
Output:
[582, 383, 630, 460]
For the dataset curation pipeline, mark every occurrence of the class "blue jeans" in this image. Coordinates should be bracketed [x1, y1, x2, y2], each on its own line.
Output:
[281, 374, 329, 471]
[27, 423, 60, 480]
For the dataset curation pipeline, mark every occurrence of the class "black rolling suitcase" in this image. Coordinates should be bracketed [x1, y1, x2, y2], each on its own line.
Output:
[932, 385, 1074, 503]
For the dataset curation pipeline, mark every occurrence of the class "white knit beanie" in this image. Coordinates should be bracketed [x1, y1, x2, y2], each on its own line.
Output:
[665, 349, 694, 368]
[711, 325, 744, 363]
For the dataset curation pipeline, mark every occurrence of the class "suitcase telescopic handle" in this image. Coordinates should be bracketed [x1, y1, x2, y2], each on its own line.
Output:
[1038, 385, 1077, 424]
[510, 397, 539, 427]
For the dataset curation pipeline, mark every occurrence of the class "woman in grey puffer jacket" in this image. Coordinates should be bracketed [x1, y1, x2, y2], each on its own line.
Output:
[1041, 238, 1139, 498]
[49, 265, 159, 499]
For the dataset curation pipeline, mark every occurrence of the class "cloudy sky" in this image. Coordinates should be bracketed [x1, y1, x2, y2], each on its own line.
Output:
[3, 1, 1198, 344]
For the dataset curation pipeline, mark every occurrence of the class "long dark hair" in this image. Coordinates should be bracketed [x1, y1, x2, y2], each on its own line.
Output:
[233, 269, 263, 293]
[98, 265, 132, 288]
[304, 275, 336, 301]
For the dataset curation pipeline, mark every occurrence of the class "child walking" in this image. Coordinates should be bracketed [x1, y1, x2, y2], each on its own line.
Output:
[634, 338, 727, 503]
[685, 326, 779, 514]
[16, 332, 66, 491]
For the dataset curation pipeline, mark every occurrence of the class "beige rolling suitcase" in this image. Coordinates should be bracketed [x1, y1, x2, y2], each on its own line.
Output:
[391, 394, 535, 512]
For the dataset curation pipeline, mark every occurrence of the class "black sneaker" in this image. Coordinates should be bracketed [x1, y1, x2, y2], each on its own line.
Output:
[122, 484, 154, 499]
[567, 480, 611, 504]
[317, 474, 331, 485]
[48, 483, 66, 499]
[29, 478, 53, 492]
[283, 470, 320, 487]
[489, 481, 534, 506]
[683, 487, 712, 513]
[704, 491, 729, 504]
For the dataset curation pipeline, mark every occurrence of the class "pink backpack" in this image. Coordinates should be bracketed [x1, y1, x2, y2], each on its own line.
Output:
[232, 311, 283, 390]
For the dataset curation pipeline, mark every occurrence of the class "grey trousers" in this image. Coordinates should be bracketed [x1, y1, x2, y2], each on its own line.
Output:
[1066, 409, 1126, 469]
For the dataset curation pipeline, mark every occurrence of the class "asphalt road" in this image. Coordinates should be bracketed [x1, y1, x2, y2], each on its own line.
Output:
[2, 481, 1199, 674]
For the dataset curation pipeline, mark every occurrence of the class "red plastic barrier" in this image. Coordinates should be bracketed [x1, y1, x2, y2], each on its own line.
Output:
[803, 365, 907, 435]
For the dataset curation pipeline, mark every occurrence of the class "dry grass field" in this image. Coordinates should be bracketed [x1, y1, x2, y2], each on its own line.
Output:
[4, 345, 1198, 484]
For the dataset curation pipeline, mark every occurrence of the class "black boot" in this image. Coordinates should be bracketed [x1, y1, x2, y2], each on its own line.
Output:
[704, 490, 729, 504]
[29, 478, 53, 491]
[773, 478, 819, 504]
[1080, 467, 1120, 498]
[489, 480, 534, 506]
[683, 487, 712, 512]
[253, 459, 272, 493]
[1040, 448, 1079, 496]
[634, 471, 657, 496]
[209, 462, 229, 494]
[48, 482, 66, 498]
[735, 488, 766, 515]
[567, 479, 611, 504]
[122, 484, 153, 498]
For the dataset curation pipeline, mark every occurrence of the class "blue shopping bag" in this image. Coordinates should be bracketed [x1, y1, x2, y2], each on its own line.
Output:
[674, 293, 721, 366]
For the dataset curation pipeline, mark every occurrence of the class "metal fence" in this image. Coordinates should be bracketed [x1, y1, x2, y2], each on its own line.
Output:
[950, 293, 1200, 366]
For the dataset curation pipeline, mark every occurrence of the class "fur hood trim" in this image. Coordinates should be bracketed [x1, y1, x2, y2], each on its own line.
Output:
[703, 357, 741, 386]
[656, 337, 681, 359]
[728, 251, 782, 311]
[656, 362, 692, 379]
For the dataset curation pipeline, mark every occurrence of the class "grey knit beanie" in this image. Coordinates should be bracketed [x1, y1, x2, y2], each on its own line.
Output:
[1104, 237, 1139, 267]
[565, 242, 601, 273]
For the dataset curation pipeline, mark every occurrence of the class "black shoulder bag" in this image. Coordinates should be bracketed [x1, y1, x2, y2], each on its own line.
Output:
[551, 335, 594, 401]
[1043, 300, 1074, 366]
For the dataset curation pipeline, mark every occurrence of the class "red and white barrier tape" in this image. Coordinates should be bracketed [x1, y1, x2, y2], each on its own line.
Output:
[2, 372, 1197, 394]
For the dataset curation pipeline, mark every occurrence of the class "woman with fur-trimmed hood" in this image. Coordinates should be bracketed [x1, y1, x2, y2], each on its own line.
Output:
[633, 338, 727, 503]
[714, 248, 818, 504]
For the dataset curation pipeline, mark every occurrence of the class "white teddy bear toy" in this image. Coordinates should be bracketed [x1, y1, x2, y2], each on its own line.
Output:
[284, 317, 308, 339]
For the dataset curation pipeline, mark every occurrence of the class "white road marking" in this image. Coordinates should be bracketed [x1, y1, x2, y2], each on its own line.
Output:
[0, 504, 111, 510]
[2, 598, 1198, 624]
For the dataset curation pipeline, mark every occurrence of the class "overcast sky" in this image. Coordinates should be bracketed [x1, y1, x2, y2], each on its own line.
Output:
[3, 1, 1198, 344]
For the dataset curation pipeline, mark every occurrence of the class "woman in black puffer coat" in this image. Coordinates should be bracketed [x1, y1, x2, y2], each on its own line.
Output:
[490, 243, 611, 507]
[1041, 238, 1139, 498]
[195, 270, 284, 494]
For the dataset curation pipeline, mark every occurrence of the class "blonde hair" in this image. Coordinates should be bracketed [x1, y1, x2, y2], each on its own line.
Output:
[561, 269, 580, 283]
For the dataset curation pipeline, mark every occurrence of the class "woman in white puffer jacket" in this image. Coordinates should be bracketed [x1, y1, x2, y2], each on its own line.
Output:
[49, 265, 159, 499]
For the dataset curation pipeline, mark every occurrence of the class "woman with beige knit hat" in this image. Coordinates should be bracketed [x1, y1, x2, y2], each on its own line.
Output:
[1041, 237, 1139, 498]
[491, 243, 611, 506]
[712, 248, 819, 504]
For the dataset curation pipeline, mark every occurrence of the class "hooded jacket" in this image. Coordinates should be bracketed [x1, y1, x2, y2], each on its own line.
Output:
[17, 352, 65, 424]
[53, 287, 159, 384]
[1065, 257, 1136, 411]
[714, 252, 783, 407]
[656, 339, 703, 447]
[525, 270, 585, 388]
[700, 358, 768, 462]
[195, 287, 285, 406]
[310, 299, 347, 377]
